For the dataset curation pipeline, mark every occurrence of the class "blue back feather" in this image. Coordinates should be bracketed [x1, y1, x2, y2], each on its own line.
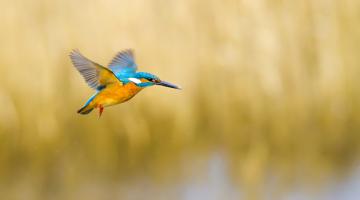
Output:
[83, 92, 98, 107]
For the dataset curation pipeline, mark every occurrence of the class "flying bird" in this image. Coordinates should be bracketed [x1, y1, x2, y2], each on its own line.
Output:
[70, 49, 181, 117]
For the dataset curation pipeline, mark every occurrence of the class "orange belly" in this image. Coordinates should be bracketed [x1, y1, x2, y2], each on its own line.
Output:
[92, 82, 143, 107]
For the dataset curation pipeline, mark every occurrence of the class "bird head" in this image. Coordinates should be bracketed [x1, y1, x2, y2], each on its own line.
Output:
[128, 72, 181, 89]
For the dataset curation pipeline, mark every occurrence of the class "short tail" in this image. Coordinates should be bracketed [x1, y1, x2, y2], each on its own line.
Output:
[77, 93, 98, 115]
[78, 106, 94, 115]
[77, 104, 94, 114]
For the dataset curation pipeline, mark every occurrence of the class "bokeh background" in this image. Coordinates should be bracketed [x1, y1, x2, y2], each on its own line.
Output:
[0, 0, 360, 199]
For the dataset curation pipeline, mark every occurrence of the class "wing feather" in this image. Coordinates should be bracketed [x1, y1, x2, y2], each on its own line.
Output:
[108, 49, 138, 76]
[70, 50, 122, 89]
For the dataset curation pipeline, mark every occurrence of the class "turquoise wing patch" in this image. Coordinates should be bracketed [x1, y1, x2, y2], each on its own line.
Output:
[108, 49, 138, 77]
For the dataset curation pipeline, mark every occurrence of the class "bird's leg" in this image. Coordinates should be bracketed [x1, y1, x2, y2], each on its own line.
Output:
[98, 105, 104, 118]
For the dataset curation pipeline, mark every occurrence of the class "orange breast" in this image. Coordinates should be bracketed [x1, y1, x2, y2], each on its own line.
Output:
[93, 82, 143, 107]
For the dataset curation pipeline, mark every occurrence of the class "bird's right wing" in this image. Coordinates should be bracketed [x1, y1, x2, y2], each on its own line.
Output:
[108, 49, 138, 77]
[70, 50, 123, 90]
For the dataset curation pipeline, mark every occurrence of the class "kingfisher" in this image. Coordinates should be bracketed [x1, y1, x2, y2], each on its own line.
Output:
[69, 49, 181, 117]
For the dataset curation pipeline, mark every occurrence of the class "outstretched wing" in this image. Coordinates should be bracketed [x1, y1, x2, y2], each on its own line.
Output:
[108, 49, 138, 77]
[70, 50, 122, 90]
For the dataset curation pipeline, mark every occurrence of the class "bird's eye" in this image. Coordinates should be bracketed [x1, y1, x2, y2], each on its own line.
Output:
[149, 78, 160, 83]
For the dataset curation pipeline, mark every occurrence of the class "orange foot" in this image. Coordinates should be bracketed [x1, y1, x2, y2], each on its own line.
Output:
[98, 105, 104, 118]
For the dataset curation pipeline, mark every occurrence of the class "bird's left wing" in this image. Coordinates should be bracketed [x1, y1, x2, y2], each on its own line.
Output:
[108, 49, 138, 77]
[70, 50, 123, 90]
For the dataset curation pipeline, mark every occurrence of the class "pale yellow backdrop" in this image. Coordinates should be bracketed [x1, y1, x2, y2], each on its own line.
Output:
[0, 0, 359, 199]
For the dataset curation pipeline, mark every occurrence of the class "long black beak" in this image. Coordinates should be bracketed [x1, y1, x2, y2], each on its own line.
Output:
[156, 80, 181, 89]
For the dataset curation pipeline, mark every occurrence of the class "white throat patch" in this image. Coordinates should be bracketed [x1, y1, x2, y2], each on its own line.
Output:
[128, 78, 142, 84]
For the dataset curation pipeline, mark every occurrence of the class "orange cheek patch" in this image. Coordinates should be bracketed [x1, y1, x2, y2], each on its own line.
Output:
[140, 78, 150, 83]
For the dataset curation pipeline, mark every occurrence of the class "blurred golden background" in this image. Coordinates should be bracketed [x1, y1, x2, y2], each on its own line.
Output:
[0, 0, 360, 199]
